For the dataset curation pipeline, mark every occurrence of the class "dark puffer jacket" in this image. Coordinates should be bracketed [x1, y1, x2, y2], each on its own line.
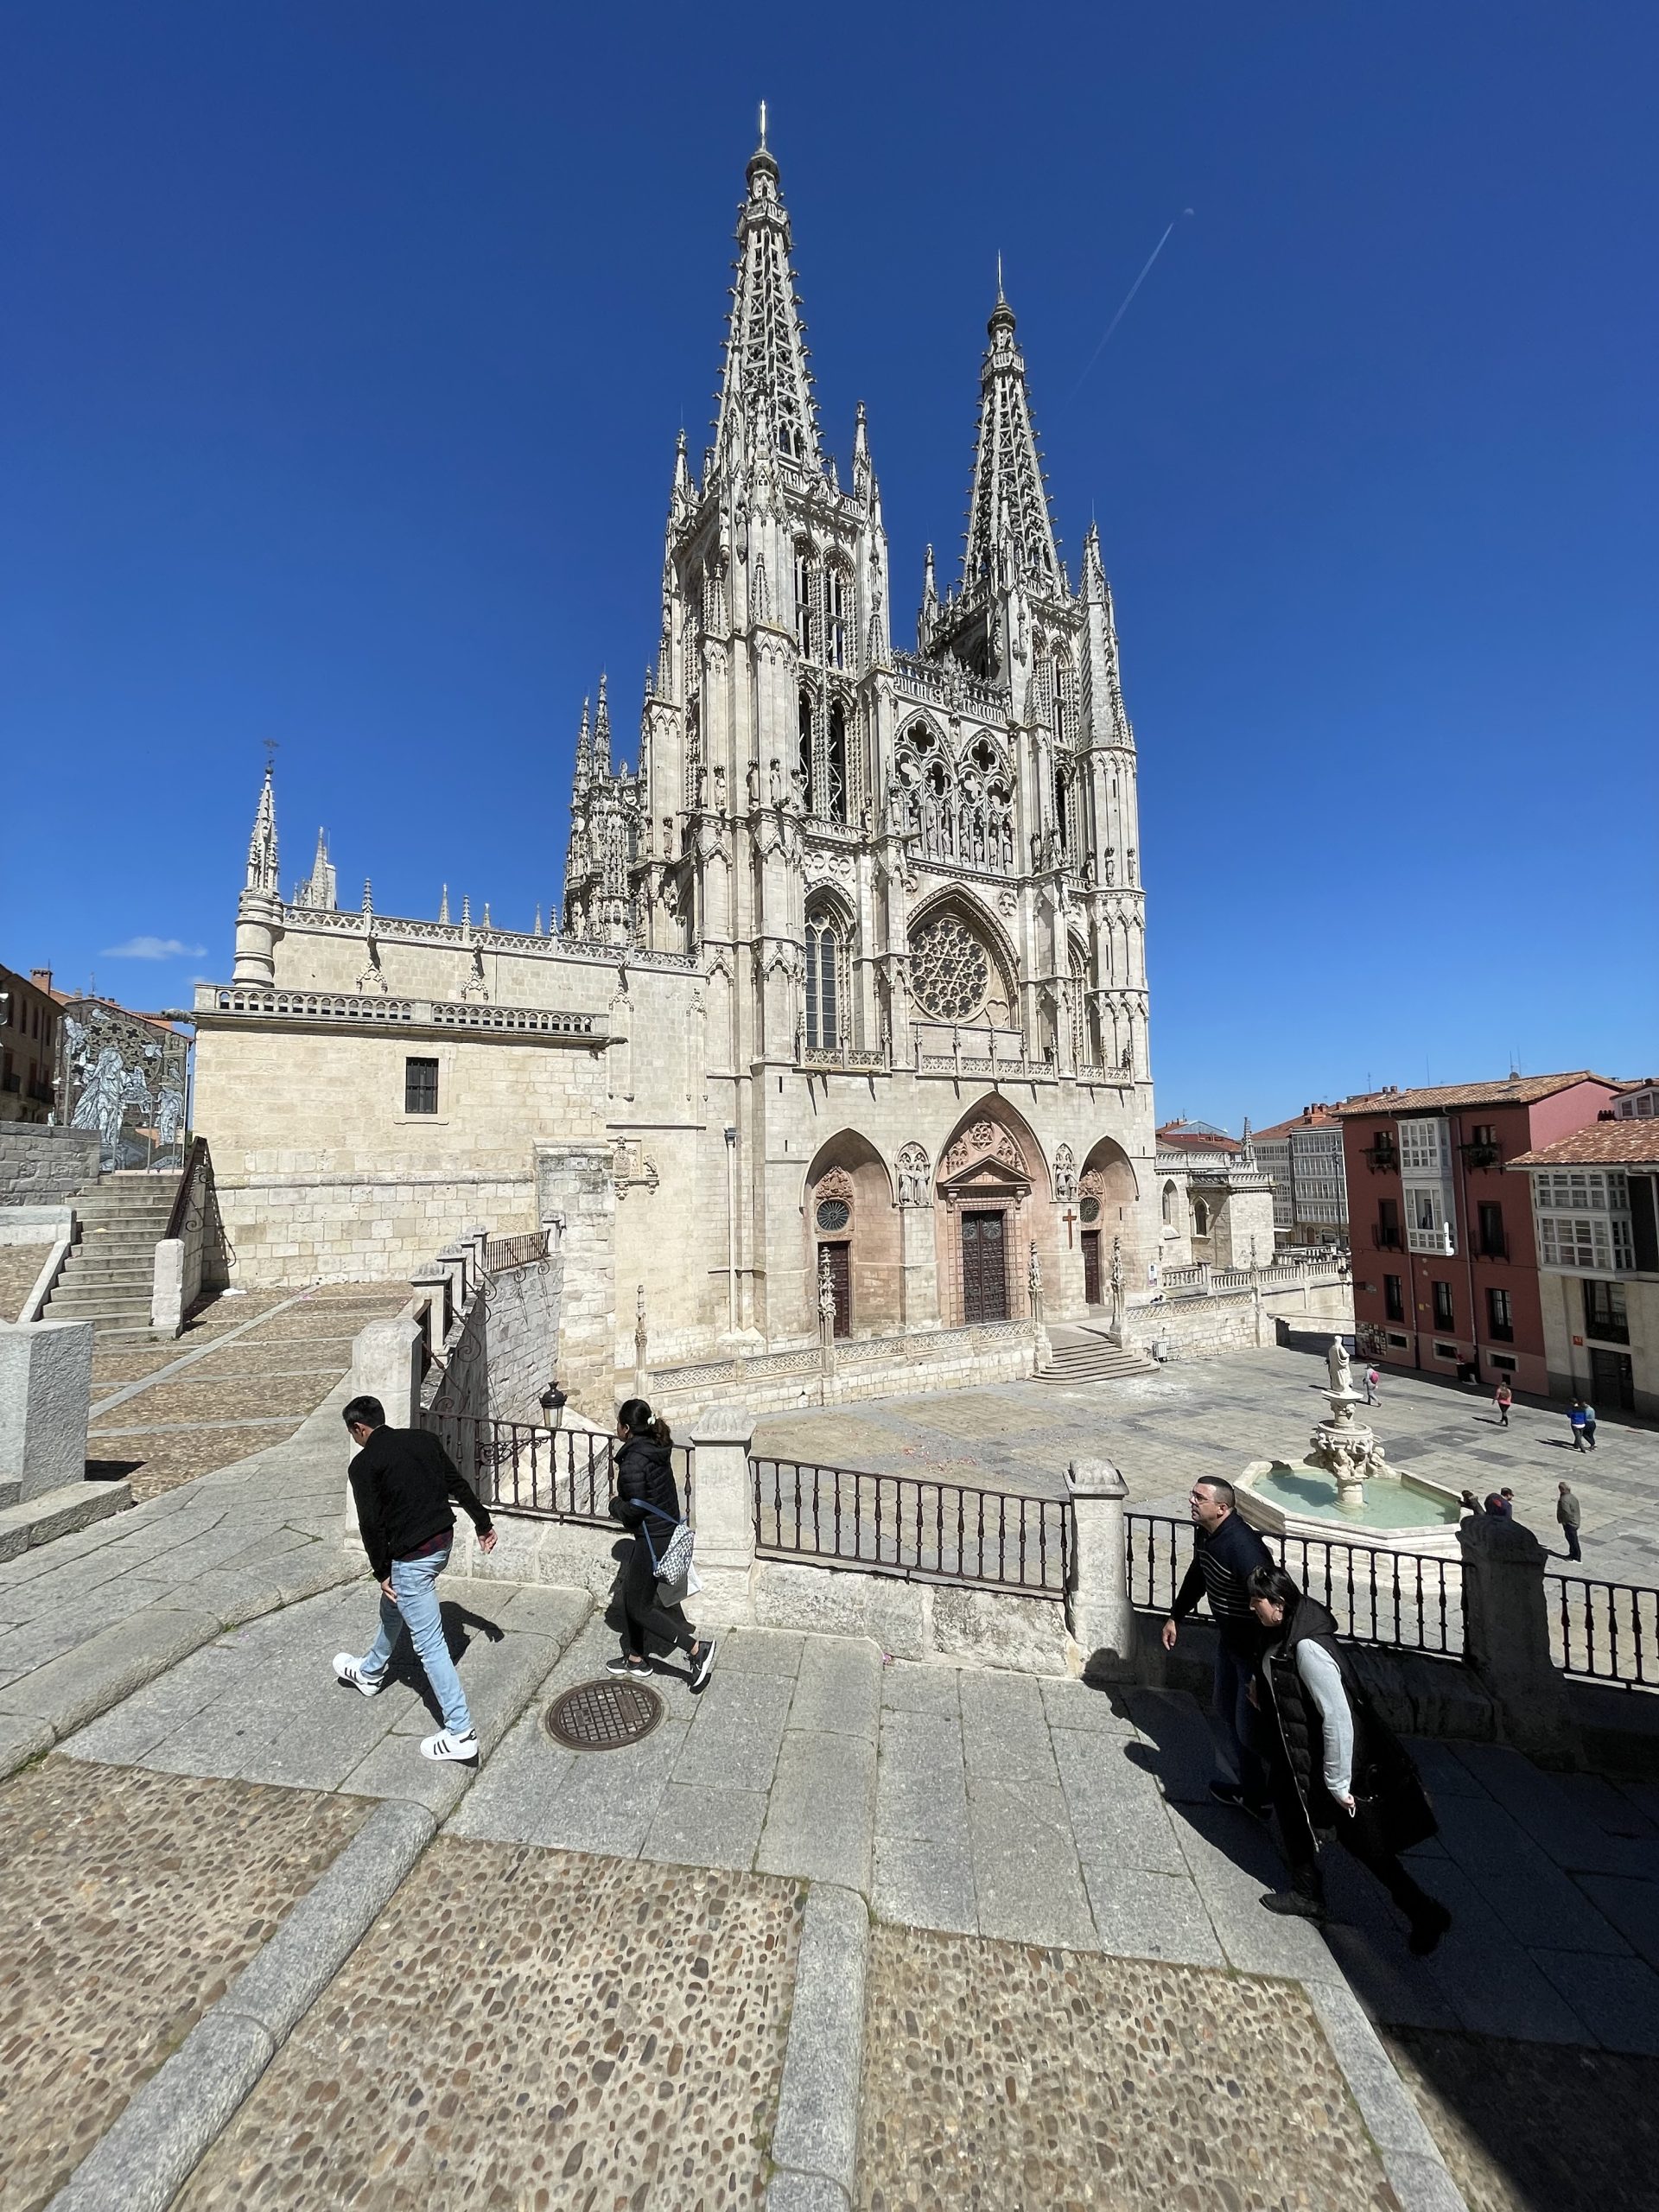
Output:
[1259, 1592, 1436, 1861]
[609, 1435, 683, 1551]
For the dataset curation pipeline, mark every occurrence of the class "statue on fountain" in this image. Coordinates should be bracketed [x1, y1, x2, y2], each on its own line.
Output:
[1326, 1336, 1353, 1398]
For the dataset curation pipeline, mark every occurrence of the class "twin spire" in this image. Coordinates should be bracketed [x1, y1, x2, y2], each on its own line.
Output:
[963, 281, 1060, 594]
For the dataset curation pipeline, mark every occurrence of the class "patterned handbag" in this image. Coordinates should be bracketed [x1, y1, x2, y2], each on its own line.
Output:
[638, 1500, 696, 1601]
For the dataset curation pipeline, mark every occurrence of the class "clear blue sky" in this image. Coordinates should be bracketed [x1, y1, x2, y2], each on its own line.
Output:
[3, 2, 1654, 1128]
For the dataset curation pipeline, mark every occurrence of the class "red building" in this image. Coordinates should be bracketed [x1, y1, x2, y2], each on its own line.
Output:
[1336, 1072, 1619, 1395]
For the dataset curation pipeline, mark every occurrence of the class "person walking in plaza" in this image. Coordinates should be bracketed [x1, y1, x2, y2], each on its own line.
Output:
[1557, 1481, 1584, 1562]
[1569, 1400, 1590, 1452]
[1162, 1477, 1274, 1815]
[1493, 1379, 1513, 1427]
[1363, 1366, 1380, 1406]
[1582, 1399, 1598, 1451]
[1246, 1565, 1451, 1954]
[334, 1395, 499, 1763]
[607, 1398, 717, 1690]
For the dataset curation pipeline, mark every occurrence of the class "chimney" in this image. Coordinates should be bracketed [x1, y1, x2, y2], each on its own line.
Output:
[29, 969, 52, 993]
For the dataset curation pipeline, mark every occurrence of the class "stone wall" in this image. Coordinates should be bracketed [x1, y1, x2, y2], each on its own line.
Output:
[537, 1143, 615, 1411]
[1128, 1276, 1352, 1361]
[0, 1127, 99, 1207]
[484, 1250, 563, 1421]
[644, 1324, 1037, 1421]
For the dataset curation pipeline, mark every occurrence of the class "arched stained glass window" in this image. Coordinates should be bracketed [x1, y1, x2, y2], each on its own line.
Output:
[805, 914, 842, 1051]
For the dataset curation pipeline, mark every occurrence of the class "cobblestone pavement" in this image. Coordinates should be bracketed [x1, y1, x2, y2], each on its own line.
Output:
[1379, 2028, 1659, 2212]
[86, 1284, 407, 1500]
[754, 1342, 1659, 1586]
[861, 1923, 1397, 2211]
[175, 1840, 802, 2211]
[0, 1243, 45, 1321]
[0, 1758, 367, 2212]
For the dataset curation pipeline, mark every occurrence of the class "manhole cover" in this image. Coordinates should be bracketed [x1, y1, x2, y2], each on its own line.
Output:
[544, 1677, 664, 1751]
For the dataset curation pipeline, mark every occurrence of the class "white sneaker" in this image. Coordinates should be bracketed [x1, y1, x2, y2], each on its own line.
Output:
[334, 1653, 385, 1697]
[421, 1727, 480, 1764]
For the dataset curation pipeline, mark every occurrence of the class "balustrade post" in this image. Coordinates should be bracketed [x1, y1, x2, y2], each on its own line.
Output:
[1458, 1510, 1582, 1767]
[1065, 1458, 1136, 1681]
[687, 1404, 758, 1625]
[344, 1315, 423, 1548]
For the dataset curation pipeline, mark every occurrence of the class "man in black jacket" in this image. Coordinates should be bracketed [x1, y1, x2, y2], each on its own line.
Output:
[1161, 1477, 1274, 1815]
[334, 1395, 498, 1763]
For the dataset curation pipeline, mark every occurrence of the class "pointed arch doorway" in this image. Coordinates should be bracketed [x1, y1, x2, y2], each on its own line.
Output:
[936, 1108, 1042, 1326]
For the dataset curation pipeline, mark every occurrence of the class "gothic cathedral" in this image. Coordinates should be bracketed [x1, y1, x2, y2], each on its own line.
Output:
[194, 128, 1157, 1408]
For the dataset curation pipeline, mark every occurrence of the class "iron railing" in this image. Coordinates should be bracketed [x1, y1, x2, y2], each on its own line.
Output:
[423, 1412, 692, 1527]
[1548, 1574, 1658, 1690]
[752, 1458, 1069, 1598]
[482, 1229, 550, 1272]
[1126, 1512, 1461, 1656]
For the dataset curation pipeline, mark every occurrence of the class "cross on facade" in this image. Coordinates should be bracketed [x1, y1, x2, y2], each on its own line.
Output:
[1062, 1207, 1077, 1247]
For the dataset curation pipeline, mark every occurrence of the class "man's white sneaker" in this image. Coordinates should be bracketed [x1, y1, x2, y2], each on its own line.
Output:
[334, 1653, 385, 1698]
[421, 1727, 480, 1764]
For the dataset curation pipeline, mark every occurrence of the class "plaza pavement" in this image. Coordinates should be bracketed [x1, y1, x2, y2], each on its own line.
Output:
[3, 1344, 1658, 2208]
[756, 1341, 1659, 1588]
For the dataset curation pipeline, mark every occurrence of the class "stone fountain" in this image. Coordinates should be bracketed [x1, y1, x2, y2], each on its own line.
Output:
[1235, 1336, 1465, 1557]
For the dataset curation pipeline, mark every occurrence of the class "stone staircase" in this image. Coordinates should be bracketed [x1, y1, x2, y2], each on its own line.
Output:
[1038, 1323, 1158, 1386]
[42, 1173, 180, 1338]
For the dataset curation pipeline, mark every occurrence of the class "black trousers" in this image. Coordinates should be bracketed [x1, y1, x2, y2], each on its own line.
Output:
[1564, 1525, 1583, 1560]
[620, 1539, 696, 1658]
[1273, 1767, 1436, 1924]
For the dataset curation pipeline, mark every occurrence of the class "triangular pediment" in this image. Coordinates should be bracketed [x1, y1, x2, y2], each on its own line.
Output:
[938, 1153, 1030, 1198]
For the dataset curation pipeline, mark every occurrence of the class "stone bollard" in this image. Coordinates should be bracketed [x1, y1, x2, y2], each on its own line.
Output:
[1458, 1510, 1582, 1768]
[150, 1238, 187, 1337]
[342, 1317, 424, 1547]
[0, 1319, 94, 1503]
[687, 1404, 758, 1627]
[1065, 1457, 1136, 1682]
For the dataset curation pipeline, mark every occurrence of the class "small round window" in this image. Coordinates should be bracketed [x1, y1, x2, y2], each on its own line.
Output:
[1079, 1195, 1101, 1224]
[816, 1198, 851, 1232]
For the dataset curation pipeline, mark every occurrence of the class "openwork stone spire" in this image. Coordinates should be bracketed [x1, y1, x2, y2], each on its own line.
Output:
[245, 763, 279, 893]
[962, 283, 1059, 594]
[716, 122, 820, 468]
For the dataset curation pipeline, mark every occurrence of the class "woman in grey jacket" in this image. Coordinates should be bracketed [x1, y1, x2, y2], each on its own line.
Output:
[1248, 1565, 1451, 1955]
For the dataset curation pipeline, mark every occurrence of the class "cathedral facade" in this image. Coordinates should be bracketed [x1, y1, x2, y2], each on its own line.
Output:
[193, 130, 1157, 1408]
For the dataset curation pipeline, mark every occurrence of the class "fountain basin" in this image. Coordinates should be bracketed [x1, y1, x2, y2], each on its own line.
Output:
[1236, 1459, 1465, 1558]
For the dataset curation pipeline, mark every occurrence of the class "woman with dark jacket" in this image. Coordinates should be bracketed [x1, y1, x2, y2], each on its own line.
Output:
[607, 1399, 717, 1689]
[1247, 1564, 1450, 1955]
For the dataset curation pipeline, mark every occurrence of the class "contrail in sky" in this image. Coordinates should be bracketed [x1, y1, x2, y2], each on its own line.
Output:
[1065, 211, 1193, 404]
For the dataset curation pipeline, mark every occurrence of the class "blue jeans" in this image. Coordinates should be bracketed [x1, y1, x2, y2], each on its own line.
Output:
[1214, 1638, 1268, 1805]
[359, 1544, 471, 1736]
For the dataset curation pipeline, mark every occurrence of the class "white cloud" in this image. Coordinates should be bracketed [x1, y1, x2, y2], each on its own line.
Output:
[99, 936, 208, 961]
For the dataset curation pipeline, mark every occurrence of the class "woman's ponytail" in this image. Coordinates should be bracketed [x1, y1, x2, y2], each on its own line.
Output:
[618, 1396, 672, 1446]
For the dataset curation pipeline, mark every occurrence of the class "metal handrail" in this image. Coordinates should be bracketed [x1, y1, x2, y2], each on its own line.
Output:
[423, 1412, 693, 1527]
[1548, 1573, 1658, 1690]
[163, 1135, 210, 1243]
[482, 1230, 550, 1272]
[751, 1456, 1068, 1598]
[1125, 1511, 1461, 1656]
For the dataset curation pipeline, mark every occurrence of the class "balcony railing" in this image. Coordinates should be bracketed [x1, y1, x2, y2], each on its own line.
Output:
[1361, 1144, 1399, 1172]
[1407, 1225, 1456, 1255]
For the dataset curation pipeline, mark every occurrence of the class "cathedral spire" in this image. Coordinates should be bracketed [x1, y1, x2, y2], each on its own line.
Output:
[573, 696, 593, 795]
[293, 826, 337, 912]
[594, 673, 611, 773]
[245, 761, 279, 894]
[918, 543, 939, 650]
[715, 122, 820, 470]
[962, 282, 1060, 595]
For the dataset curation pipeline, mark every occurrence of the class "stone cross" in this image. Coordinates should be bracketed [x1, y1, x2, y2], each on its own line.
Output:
[1062, 1207, 1077, 1248]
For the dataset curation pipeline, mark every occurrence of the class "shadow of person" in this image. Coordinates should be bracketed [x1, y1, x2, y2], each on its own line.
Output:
[440, 1601, 507, 1665]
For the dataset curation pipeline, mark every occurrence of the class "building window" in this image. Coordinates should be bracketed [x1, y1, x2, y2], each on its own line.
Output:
[1162, 1181, 1177, 1225]
[827, 699, 848, 823]
[1192, 1198, 1210, 1237]
[825, 567, 847, 669]
[1384, 1274, 1404, 1321]
[1432, 1280, 1454, 1330]
[1399, 1118, 1448, 1173]
[404, 1058, 439, 1115]
[1477, 1201, 1506, 1258]
[1433, 1340, 1459, 1361]
[1584, 1279, 1630, 1344]
[804, 916, 842, 1052]
[1538, 1212, 1633, 1271]
[1375, 1198, 1401, 1250]
[794, 547, 816, 657]
[1487, 1287, 1514, 1342]
[1490, 1351, 1516, 1372]
[1387, 1330, 1409, 1348]
[798, 690, 815, 812]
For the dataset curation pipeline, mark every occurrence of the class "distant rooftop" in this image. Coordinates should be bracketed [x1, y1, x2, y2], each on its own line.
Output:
[1334, 1073, 1611, 1117]
[1510, 1123, 1659, 1170]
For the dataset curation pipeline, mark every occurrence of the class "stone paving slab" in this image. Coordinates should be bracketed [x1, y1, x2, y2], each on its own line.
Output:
[171, 1840, 803, 2211]
[0, 1758, 367, 2212]
[859, 1922, 1401, 2211]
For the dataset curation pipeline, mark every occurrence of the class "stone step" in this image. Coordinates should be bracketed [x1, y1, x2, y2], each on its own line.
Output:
[45, 1299, 155, 1324]
[0, 1477, 134, 1563]
[1037, 1345, 1157, 1382]
[59, 1257, 156, 1280]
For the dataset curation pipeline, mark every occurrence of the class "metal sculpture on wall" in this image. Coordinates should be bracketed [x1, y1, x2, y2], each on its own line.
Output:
[57, 999, 190, 1172]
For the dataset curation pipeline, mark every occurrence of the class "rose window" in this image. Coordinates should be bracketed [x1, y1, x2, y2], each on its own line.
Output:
[910, 915, 991, 1022]
[815, 1198, 850, 1231]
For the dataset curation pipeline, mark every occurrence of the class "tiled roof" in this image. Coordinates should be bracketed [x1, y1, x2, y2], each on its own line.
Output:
[1334, 1073, 1609, 1116]
[1250, 1106, 1345, 1141]
[1510, 1124, 1659, 1169]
